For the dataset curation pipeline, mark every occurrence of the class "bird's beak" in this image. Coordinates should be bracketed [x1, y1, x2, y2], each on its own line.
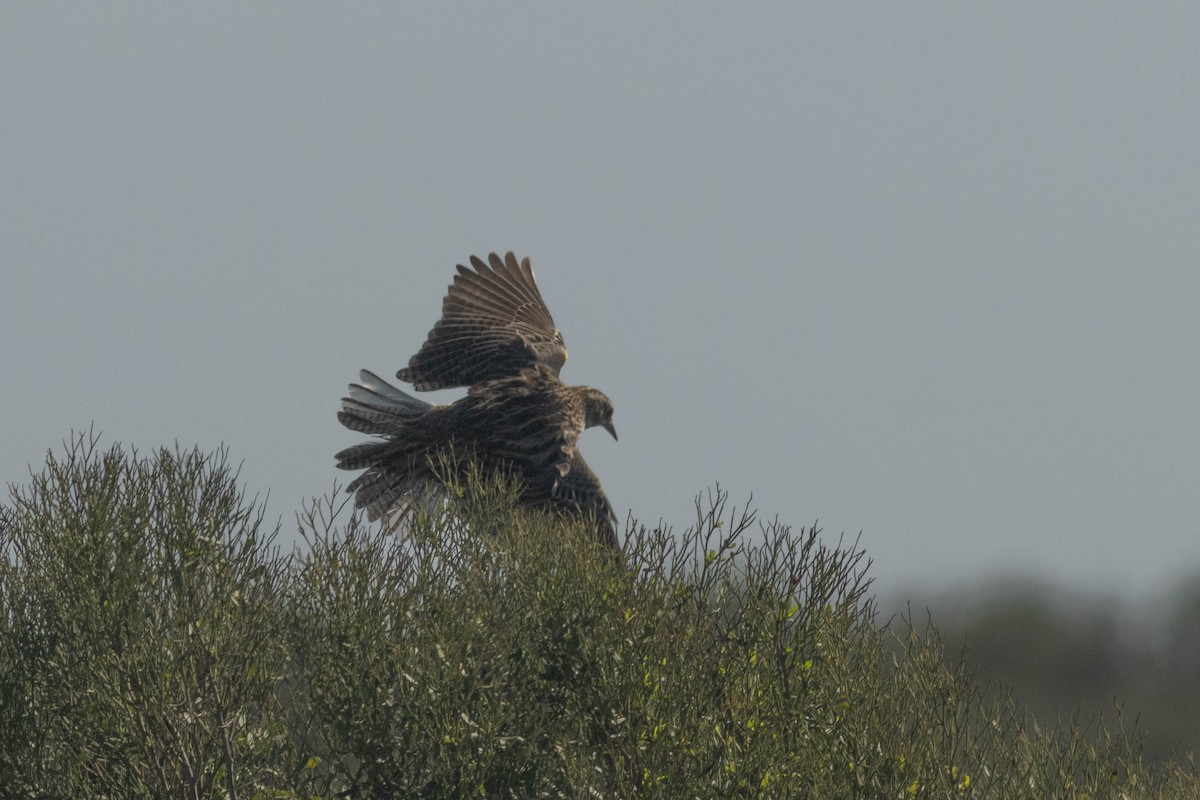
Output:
[603, 421, 618, 441]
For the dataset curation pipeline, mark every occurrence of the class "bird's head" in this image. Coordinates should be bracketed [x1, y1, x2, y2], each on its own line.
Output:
[582, 388, 617, 441]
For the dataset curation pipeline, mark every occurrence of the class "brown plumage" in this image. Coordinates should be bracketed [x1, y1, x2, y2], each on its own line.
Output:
[397, 252, 568, 391]
[336, 253, 618, 545]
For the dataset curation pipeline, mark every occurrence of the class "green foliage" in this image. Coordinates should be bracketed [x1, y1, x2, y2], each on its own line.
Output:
[0, 434, 291, 799]
[893, 580, 1200, 760]
[1, 435, 1197, 798]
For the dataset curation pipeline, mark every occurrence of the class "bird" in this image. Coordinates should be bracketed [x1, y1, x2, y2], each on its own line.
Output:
[336, 252, 618, 546]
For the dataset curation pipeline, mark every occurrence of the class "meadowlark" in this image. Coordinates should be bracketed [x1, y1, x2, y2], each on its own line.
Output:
[336, 252, 618, 545]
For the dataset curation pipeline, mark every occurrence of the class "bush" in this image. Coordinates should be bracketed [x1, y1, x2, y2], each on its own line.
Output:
[2, 435, 1197, 798]
[0, 434, 292, 798]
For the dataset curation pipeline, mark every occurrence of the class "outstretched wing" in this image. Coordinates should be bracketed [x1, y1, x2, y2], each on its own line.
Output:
[550, 451, 618, 548]
[397, 252, 568, 390]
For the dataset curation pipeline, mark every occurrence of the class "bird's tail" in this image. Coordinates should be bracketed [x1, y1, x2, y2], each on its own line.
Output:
[337, 369, 432, 435]
[336, 370, 442, 526]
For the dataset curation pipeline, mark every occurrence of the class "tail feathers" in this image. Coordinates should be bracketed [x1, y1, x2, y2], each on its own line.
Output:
[351, 370, 431, 413]
[335, 440, 392, 471]
[337, 403, 410, 435]
[347, 465, 443, 524]
[338, 369, 433, 435]
[347, 466, 409, 509]
[336, 369, 448, 528]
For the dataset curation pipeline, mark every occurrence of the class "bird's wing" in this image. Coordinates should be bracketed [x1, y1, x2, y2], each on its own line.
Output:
[397, 252, 568, 390]
[551, 451, 618, 547]
[467, 367, 583, 482]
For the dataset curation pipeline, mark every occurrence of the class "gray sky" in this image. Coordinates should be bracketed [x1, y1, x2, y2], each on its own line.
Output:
[3, 4, 1198, 601]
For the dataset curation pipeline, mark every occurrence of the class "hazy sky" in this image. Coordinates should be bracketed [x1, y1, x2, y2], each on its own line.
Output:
[3, 4, 1198, 601]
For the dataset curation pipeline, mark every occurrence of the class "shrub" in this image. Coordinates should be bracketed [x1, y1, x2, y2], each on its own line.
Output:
[2, 436, 1197, 798]
[0, 434, 291, 799]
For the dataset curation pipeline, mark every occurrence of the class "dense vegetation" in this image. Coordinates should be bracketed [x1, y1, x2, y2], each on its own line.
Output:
[893, 575, 1200, 764]
[1, 434, 1196, 798]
